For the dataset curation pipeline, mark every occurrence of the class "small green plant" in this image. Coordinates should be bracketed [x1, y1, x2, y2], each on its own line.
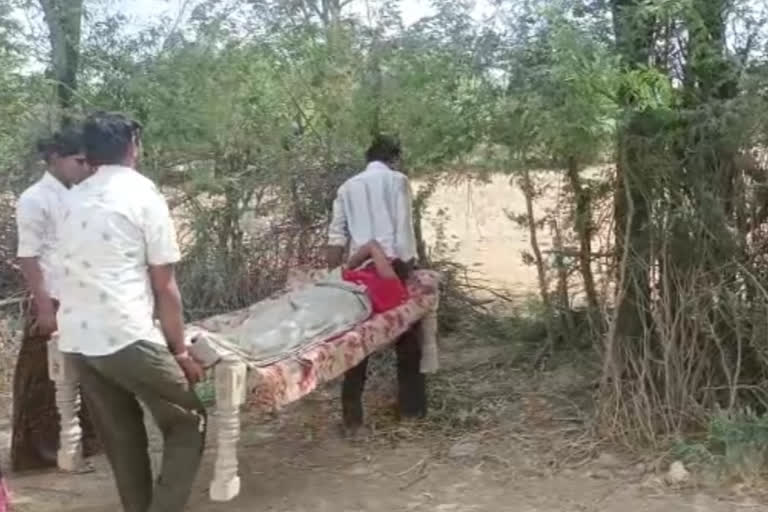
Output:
[708, 408, 768, 480]
[675, 408, 768, 481]
[671, 440, 715, 466]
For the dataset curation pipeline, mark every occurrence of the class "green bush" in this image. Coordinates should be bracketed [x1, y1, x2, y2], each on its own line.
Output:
[675, 408, 768, 480]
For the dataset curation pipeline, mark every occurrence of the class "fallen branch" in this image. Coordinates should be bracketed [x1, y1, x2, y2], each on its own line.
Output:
[461, 283, 517, 303]
[0, 296, 24, 308]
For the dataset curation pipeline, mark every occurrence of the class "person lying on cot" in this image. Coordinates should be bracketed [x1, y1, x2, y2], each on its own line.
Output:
[187, 239, 415, 369]
[342, 239, 410, 314]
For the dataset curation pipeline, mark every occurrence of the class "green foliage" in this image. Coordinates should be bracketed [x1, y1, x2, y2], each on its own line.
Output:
[710, 409, 768, 447]
[0, 1, 48, 192]
[674, 409, 768, 479]
[671, 440, 716, 466]
[492, 1, 620, 168]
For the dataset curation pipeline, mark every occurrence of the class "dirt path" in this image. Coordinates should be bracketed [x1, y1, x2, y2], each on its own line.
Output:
[5, 340, 764, 512]
[7, 439, 757, 512]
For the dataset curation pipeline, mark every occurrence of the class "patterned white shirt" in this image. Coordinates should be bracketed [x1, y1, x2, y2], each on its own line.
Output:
[55, 165, 181, 356]
[16, 172, 69, 299]
[328, 161, 417, 262]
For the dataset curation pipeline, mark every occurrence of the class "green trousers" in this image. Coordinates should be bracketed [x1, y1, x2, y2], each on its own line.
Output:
[71, 341, 206, 512]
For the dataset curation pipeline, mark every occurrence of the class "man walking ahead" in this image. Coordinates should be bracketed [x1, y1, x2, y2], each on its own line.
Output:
[55, 112, 205, 512]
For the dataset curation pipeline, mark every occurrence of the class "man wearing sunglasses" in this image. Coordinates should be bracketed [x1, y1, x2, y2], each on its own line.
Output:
[12, 127, 100, 472]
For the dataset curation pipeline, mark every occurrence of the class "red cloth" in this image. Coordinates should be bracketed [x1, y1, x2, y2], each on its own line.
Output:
[342, 265, 409, 314]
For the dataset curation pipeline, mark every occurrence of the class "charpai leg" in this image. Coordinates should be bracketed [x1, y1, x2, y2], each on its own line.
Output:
[47, 335, 84, 471]
[420, 287, 440, 374]
[210, 359, 247, 502]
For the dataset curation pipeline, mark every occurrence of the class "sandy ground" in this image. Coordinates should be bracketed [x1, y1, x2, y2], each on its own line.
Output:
[5, 337, 764, 512]
[416, 170, 614, 303]
[418, 173, 552, 294]
[2, 172, 765, 511]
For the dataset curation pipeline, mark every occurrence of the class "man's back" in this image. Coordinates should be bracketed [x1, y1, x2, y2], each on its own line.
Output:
[329, 161, 416, 263]
[55, 164, 180, 356]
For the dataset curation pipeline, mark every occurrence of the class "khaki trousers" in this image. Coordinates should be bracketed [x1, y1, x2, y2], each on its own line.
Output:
[71, 341, 206, 512]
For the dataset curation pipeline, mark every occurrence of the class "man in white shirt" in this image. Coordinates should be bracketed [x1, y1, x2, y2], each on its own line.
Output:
[56, 112, 205, 512]
[17, 131, 87, 336]
[327, 139, 417, 268]
[12, 129, 100, 471]
[327, 135, 427, 433]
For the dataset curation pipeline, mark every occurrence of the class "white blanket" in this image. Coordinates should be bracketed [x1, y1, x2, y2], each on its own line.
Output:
[187, 268, 439, 374]
[188, 270, 371, 367]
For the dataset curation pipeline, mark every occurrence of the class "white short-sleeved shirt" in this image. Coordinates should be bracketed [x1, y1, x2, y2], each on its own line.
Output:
[55, 165, 181, 356]
[16, 172, 69, 298]
[327, 161, 417, 262]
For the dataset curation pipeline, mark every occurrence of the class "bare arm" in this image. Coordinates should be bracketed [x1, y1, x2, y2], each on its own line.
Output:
[143, 186, 204, 383]
[19, 257, 56, 335]
[18, 258, 52, 309]
[149, 264, 186, 356]
[16, 194, 49, 305]
[144, 189, 185, 354]
[346, 243, 372, 270]
[347, 240, 397, 279]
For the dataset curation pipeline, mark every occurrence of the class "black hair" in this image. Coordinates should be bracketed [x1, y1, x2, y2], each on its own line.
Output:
[82, 111, 142, 166]
[365, 134, 402, 164]
[36, 127, 84, 161]
[392, 259, 412, 282]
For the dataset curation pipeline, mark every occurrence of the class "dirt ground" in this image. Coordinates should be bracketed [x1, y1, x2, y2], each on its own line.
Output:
[4, 336, 766, 512]
[2, 174, 767, 511]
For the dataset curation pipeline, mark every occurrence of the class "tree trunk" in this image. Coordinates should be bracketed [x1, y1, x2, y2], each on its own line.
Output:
[604, 0, 656, 389]
[550, 216, 575, 337]
[519, 169, 557, 360]
[612, 116, 652, 343]
[39, 0, 82, 111]
[566, 156, 599, 314]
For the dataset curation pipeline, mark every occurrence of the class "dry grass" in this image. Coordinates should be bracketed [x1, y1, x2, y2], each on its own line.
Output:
[0, 312, 22, 422]
[253, 332, 602, 478]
